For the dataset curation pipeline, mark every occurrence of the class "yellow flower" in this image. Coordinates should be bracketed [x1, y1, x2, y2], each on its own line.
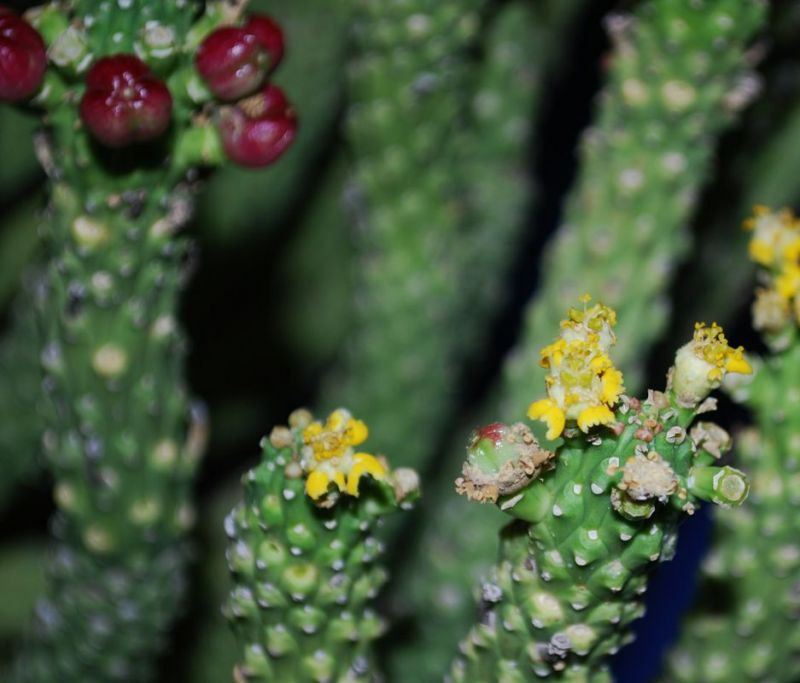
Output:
[744, 206, 799, 267]
[527, 297, 624, 440]
[301, 409, 385, 501]
[776, 263, 800, 302]
[527, 398, 566, 441]
[346, 453, 387, 496]
[302, 408, 368, 461]
[672, 323, 752, 406]
[745, 207, 800, 328]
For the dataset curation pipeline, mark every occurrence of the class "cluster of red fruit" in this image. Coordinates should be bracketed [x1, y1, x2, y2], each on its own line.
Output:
[0, 5, 296, 168]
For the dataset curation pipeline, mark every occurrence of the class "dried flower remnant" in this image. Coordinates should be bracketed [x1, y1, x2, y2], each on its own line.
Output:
[455, 422, 554, 503]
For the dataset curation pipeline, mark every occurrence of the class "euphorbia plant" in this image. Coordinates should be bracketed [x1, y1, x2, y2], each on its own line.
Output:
[452, 299, 752, 681]
[0, 2, 297, 680]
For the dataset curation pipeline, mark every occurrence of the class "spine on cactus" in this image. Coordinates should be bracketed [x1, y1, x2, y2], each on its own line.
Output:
[449, 298, 752, 681]
[666, 207, 800, 681]
[320, 0, 482, 464]
[2, 2, 296, 680]
[224, 408, 419, 682]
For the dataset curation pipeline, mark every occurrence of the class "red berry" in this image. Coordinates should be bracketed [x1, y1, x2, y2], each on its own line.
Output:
[80, 55, 172, 148]
[196, 26, 264, 101]
[0, 9, 47, 102]
[195, 14, 284, 101]
[243, 15, 284, 72]
[218, 84, 297, 168]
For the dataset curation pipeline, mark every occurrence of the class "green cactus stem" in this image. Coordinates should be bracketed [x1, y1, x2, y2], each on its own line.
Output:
[383, 2, 591, 677]
[320, 0, 482, 465]
[450, 300, 751, 681]
[453, 0, 584, 359]
[224, 408, 418, 682]
[391, 1, 768, 675]
[666, 207, 800, 681]
[5, 1, 296, 679]
[675, 106, 800, 332]
[672, 0, 800, 333]
[502, 0, 766, 412]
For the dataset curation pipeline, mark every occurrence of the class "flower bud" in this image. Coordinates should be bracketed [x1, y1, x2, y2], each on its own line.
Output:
[671, 322, 751, 407]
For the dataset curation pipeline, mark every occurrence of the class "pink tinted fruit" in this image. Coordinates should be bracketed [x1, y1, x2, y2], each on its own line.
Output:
[243, 14, 284, 71]
[195, 14, 285, 101]
[80, 55, 173, 147]
[219, 83, 297, 168]
[0, 8, 47, 102]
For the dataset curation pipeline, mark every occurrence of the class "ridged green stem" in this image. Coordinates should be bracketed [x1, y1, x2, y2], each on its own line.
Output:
[451, 389, 748, 681]
[183, 156, 354, 683]
[384, 2, 590, 679]
[674, 103, 800, 330]
[9, 1, 229, 679]
[453, 0, 578, 358]
[672, 0, 800, 330]
[666, 338, 800, 681]
[502, 0, 766, 412]
[320, 0, 482, 465]
[397, 3, 768, 676]
[225, 414, 417, 681]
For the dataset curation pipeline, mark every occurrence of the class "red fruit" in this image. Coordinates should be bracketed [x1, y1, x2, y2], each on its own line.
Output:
[195, 14, 284, 101]
[218, 84, 297, 168]
[0, 8, 47, 102]
[243, 15, 284, 71]
[80, 55, 172, 148]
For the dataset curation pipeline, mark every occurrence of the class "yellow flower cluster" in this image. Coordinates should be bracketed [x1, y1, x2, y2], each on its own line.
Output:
[671, 323, 752, 405]
[745, 206, 800, 331]
[527, 297, 625, 441]
[691, 323, 752, 381]
[301, 409, 386, 501]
